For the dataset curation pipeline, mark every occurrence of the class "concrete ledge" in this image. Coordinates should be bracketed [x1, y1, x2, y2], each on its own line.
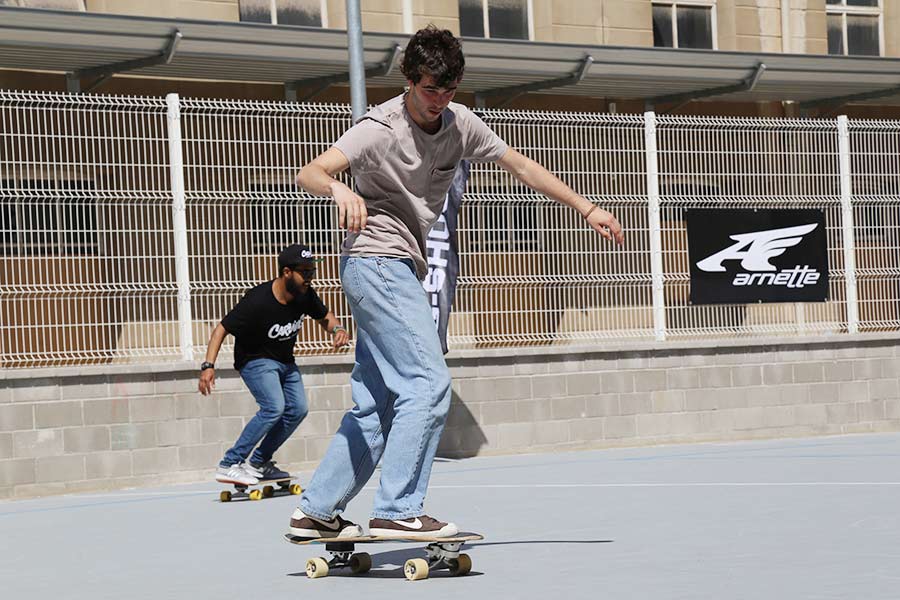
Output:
[3, 331, 899, 382]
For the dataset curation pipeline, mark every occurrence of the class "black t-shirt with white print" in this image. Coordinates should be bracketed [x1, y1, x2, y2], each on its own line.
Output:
[221, 280, 328, 370]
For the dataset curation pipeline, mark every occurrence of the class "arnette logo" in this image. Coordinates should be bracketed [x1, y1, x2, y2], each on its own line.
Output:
[696, 223, 821, 288]
[268, 319, 303, 340]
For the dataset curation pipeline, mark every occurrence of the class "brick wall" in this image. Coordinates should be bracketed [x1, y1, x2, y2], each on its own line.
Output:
[2, 335, 899, 499]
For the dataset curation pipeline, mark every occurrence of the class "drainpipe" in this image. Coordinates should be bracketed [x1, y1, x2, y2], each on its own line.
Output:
[781, 0, 791, 53]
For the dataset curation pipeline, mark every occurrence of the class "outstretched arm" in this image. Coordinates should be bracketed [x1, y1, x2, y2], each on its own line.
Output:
[497, 147, 624, 245]
[296, 147, 368, 234]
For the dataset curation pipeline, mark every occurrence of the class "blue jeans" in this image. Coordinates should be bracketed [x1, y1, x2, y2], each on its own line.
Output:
[220, 358, 308, 467]
[300, 257, 452, 520]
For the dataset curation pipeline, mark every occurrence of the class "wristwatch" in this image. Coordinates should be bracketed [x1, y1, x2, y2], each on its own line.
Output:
[331, 324, 346, 335]
[200, 361, 215, 371]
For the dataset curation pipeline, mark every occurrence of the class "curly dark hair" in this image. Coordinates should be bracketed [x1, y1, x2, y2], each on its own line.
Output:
[400, 25, 465, 88]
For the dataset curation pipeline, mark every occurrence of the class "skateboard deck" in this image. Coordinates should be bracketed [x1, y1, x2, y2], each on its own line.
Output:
[218, 477, 301, 502]
[284, 532, 483, 580]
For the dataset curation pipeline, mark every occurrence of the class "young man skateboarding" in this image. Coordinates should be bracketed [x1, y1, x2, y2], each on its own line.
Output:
[290, 26, 623, 539]
[199, 243, 350, 486]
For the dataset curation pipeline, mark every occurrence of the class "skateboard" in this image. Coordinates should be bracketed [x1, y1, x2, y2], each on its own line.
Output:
[283, 532, 483, 581]
[218, 477, 301, 502]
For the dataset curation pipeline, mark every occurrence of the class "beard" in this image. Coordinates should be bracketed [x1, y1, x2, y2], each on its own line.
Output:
[285, 277, 304, 296]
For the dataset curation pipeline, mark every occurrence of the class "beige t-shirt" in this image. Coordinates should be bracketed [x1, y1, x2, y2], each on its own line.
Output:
[334, 94, 508, 279]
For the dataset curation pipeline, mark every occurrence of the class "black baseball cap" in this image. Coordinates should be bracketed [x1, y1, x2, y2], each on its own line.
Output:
[278, 244, 323, 270]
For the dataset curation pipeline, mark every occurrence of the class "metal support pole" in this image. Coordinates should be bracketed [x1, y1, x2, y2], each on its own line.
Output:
[837, 115, 860, 334]
[166, 93, 194, 361]
[644, 111, 667, 341]
[345, 0, 368, 122]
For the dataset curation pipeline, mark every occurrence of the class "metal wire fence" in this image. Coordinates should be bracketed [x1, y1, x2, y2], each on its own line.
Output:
[1, 90, 898, 368]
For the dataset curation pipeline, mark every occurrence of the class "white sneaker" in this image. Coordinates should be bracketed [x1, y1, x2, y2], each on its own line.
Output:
[242, 462, 264, 480]
[215, 463, 259, 486]
[249, 460, 291, 480]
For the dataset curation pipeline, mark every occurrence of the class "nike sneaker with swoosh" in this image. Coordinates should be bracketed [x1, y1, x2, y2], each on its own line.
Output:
[289, 509, 363, 538]
[369, 515, 458, 538]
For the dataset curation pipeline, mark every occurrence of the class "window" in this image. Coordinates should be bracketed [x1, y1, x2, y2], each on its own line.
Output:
[1, 180, 98, 257]
[247, 184, 332, 253]
[459, 0, 533, 40]
[826, 0, 882, 56]
[465, 199, 540, 253]
[0, 0, 84, 9]
[239, 0, 328, 27]
[652, 1, 716, 50]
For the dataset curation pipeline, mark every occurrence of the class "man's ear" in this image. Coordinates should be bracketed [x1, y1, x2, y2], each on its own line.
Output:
[281, 266, 292, 278]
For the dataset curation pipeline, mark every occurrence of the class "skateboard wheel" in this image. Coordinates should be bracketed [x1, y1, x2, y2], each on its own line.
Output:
[449, 553, 472, 576]
[262, 485, 274, 498]
[404, 558, 429, 581]
[219, 491, 232, 503]
[306, 557, 329, 579]
[289, 484, 302, 495]
[349, 552, 372, 574]
[248, 489, 263, 501]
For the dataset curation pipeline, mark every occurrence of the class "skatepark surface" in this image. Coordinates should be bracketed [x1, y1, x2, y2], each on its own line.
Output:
[4, 432, 899, 599]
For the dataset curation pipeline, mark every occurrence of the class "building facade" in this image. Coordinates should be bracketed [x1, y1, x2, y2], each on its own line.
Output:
[11, 0, 894, 57]
[1, 0, 899, 116]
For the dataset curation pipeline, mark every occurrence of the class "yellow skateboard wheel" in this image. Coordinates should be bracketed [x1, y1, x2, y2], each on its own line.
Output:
[349, 552, 372, 574]
[289, 484, 302, 495]
[248, 489, 263, 501]
[449, 553, 472, 576]
[306, 557, 329, 579]
[404, 558, 429, 581]
[219, 491, 232, 503]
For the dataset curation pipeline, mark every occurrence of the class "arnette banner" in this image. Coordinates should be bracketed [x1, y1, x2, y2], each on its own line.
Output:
[686, 208, 829, 305]
[422, 160, 470, 354]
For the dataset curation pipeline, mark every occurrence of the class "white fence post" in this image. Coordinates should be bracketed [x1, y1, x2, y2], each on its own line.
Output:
[166, 93, 194, 361]
[645, 111, 667, 341]
[837, 115, 860, 334]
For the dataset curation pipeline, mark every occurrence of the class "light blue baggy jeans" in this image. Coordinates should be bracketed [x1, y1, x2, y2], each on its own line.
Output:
[299, 256, 452, 520]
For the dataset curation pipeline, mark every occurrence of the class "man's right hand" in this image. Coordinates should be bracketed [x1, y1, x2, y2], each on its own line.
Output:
[198, 368, 215, 396]
[331, 181, 368, 233]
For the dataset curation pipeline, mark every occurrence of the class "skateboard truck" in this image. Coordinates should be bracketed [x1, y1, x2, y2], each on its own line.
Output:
[310, 542, 373, 577]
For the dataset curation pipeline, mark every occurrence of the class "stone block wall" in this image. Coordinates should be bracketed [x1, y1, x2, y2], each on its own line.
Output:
[2, 335, 899, 499]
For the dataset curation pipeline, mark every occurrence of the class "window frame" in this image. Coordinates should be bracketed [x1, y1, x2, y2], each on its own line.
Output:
[6, 0, 86, 10]
[239, 0, 329, 28]
[652, 0, 718, 50]
[1, 178, 99, 258]
[461, 0, 535, 41]
[826, 0, 883, 57]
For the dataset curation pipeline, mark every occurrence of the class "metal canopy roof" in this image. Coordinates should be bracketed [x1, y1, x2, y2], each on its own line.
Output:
[2, 6, 900, 108]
